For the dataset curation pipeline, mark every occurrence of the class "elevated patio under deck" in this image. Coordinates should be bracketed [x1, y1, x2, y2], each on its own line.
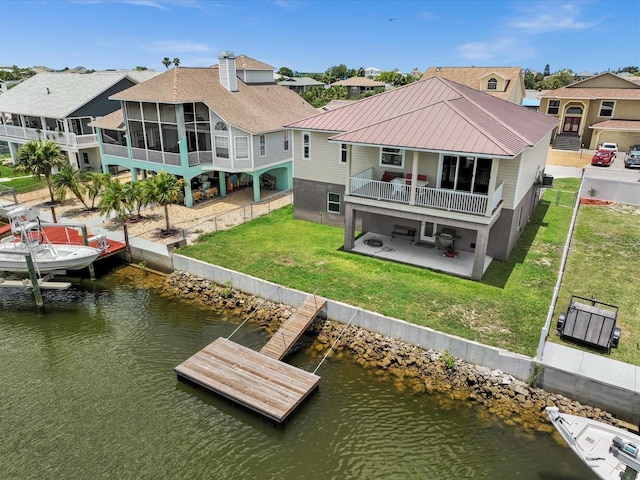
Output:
[352, 232, 493, 279]
[349, 168, 503, 216]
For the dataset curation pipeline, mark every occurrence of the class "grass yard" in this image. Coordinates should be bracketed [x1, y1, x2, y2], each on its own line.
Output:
[551, 202, 640, 364]
[180, 179, 582, 358]
[0, 161, 47, 193]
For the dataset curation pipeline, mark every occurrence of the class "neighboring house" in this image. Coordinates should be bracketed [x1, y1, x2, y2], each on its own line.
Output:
[0, 70, 159, 170]
[331, 77, 386, 99]
[92, 52, 318, 207]
[540, 72, 640, 151]
[278, 76, 326, 94]
[286, 76, 558, 280]
[574, 71, 594, 82]
[422, 66, 526, 105]
[0, 79, 21, 94]
[364, 67, 382, 79]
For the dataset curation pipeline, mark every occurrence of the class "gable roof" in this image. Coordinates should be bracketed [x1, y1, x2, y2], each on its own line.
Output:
[287, 76, 558, 158]
[210, 54, 274, 71]
[278, 76, 325, 87]
[110, 67, 318, 133]
[542, 72, 640, 100]
[422, 66, 524, 101]
[0, 71, 156, 118]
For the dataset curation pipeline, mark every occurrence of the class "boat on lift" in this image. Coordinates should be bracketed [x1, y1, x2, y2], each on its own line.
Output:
[547, 406, 640, 480]
[0, 205, 101, 273]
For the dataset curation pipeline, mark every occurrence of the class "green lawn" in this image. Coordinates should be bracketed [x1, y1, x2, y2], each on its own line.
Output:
[0, 161, 47, 193]
[551, 202, 640, 364]
[180, 179, 585, 358]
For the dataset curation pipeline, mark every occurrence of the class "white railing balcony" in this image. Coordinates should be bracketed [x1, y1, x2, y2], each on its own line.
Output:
[75, 133, 98, 145]
[103, 143, 129, 158]
[349, 168, 502, 216]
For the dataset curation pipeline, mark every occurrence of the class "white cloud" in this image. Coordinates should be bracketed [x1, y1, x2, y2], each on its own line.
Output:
[141, 40, 211, 54]
[508, 2, 597, 34]
[457, 37, 537, 64]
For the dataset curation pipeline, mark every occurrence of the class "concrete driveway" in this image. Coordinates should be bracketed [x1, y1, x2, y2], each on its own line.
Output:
[583, 149, 640, 182]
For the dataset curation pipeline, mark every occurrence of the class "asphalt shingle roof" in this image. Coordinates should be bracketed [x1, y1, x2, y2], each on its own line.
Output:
[109, 67, 318, 133]
[0, 71, 157, 118]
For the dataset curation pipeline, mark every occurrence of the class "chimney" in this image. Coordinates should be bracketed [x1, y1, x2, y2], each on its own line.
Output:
[218, 51, 237, 92]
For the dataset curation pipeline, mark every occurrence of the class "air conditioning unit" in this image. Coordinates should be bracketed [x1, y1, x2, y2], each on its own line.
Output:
[541, 174, 554, 186]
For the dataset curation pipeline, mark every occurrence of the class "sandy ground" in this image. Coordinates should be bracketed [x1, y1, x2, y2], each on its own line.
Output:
[5, 147, 582, 245]
[546, 148, 592, 168]
[12, 184, 292, 245]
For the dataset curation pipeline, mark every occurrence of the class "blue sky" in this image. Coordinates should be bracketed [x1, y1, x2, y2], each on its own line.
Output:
[3, 0, 639, 74]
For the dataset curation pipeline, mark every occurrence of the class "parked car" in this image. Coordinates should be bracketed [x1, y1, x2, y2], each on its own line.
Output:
[591, 149, 615, 166]
[624, 145, 640, 168]
[598, 142, 618, 153]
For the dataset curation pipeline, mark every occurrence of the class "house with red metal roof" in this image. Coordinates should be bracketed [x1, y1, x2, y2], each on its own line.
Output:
[540, 72, 640, 151]
[287, 76, 559, 280]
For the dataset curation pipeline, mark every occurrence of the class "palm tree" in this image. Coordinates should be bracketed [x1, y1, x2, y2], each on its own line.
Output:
[83, 172, 111, 210]
[162, 57, 171, 69]
[173, 57, 180, 68]
[122, 180, 147, 220]
[52, 164, 88, 208]
[15, 139, 68, 204]
[142, 171, 184, 234]
[98, 177, 128, 221]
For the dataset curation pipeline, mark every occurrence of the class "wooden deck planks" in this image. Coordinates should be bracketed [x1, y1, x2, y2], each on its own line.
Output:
[175, 337, 320, 423]
[260, 295, 326, 360]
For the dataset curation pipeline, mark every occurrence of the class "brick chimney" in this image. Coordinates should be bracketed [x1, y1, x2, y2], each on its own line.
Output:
[218, 51, 237, 92]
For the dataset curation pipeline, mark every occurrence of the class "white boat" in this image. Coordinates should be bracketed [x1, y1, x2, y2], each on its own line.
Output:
[547, 406, 640, 480]
[0, 205, 101, 273]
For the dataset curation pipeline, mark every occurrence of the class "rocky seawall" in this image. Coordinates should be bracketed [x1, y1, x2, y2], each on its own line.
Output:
[166, 271, 624, 432]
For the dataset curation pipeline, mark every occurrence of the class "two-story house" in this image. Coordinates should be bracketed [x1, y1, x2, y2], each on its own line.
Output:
[91, 52, 318, 207]
[278, 76, 326, 94]
[0, 70, 158, 171]
[422, 67, 526, 105]
[540, 72, 640, 151]
[287, 76, 558, 280]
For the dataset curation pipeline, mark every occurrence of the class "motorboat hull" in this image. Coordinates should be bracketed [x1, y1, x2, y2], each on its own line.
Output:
[547, 406, 640, 480]
[0, 243, 101, 273]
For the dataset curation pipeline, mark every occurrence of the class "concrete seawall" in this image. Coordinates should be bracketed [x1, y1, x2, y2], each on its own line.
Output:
[128, 250, 639, 423]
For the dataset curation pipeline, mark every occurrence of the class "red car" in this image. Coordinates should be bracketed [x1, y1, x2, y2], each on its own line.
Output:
[591, 149, 615, 166]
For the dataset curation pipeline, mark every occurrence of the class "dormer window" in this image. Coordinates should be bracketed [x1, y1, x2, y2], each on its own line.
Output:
[487, 78, 497, 90]
[214, 121, 228, 131]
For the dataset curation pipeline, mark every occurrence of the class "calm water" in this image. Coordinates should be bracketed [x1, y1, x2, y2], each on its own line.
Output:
[0, 267, 594, 480]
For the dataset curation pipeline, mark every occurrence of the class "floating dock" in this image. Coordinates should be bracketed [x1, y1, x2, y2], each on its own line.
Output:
[175, 294, 326, 424]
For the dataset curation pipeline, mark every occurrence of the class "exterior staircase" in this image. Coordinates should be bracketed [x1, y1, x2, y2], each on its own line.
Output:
[552, 133, 582, 151]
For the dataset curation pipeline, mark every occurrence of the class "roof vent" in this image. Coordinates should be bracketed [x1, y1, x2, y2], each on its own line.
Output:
[46, 87, 50, 94]
[218, 51, 237, 92]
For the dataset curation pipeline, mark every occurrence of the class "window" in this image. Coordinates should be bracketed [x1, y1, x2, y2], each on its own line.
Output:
[259, 134, 266, 156]
[303, 132, 310, 159]
[283, 130, 289, 151]
[235, 136, 249, 159]
[440, 155, 491, 194]
[214, 136, 229, 158]
[82, 152, 89, 164]
[380, 147, 404, 167]
[340, 143, 350, 164]
[327, 193, 340, 213]
[547, 100, 560, 115]
[487, 78, 497, 90]
[599, 101, 614, 117]
[214, 121, 228, 131]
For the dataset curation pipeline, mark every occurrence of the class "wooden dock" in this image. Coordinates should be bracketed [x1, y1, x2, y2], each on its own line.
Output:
[175, 337, 320, 424]
[175, 294, 326, 424]
[42, 224, 126, 258]
[260, 295, 327, 360]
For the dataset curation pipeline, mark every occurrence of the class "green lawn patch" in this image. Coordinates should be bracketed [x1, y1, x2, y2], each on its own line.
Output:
[179, 178, 585, 359]
[551, 202, 640, 364]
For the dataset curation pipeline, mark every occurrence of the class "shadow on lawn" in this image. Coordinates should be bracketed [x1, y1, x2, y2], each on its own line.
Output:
[481, 200, 551, 289]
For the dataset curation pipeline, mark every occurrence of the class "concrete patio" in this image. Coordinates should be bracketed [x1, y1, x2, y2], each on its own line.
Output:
[351, 232, 493, 279]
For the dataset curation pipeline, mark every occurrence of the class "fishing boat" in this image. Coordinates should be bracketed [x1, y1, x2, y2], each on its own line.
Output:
[546, 406, 640, 480]
[0, 205, 101, 273]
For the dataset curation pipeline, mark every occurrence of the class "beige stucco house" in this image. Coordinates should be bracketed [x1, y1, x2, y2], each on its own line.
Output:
[540, 72, 640, 151]
[422, 67, 526, 105]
